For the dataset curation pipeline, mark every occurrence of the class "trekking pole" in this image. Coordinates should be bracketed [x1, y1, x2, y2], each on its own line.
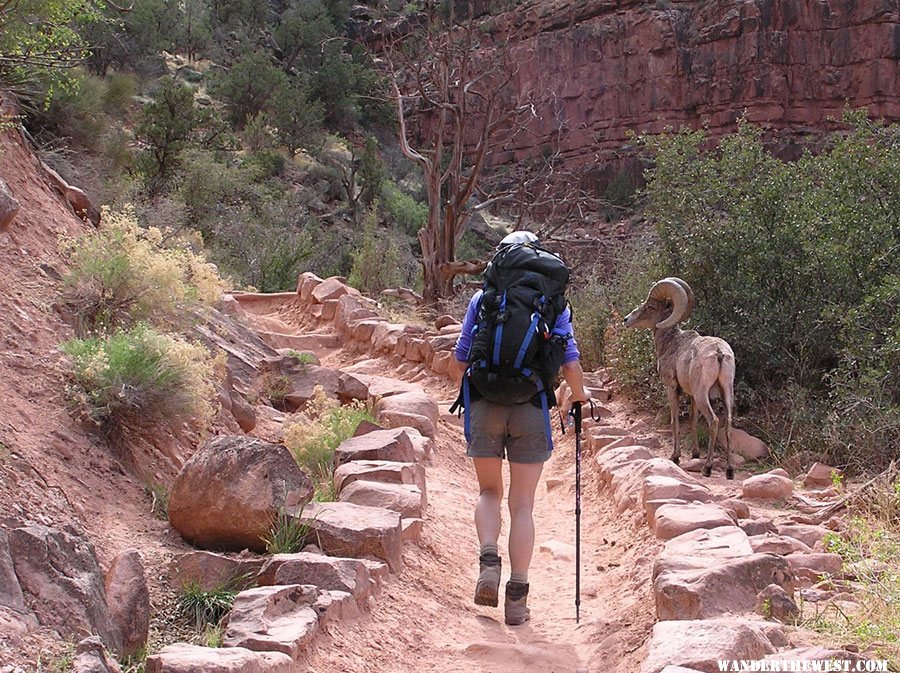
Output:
[572, 401, 583, 623]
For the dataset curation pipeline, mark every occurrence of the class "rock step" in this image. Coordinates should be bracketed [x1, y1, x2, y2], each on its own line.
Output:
[222, 585, 319, 659]
[146, 644, 294, 673]
[333, 459, 426, 495]
[256, 552, 384, 601]
[257, 331, 341, 351]
[338, 480, 426, 518]
[291, 501, 403, 572]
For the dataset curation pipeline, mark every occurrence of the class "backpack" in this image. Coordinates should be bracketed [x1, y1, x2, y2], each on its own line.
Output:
[464, 241, 571, 406]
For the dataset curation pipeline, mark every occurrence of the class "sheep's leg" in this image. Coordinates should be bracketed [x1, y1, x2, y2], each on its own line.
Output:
[690, 399, 700, 460]
[723, 393, 735, 481]
[695, 396, 718, 478]
[667, 387, 681, 465]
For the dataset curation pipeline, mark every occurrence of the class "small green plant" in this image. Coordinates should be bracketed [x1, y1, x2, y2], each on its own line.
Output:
[61, 324, 220, 433]
[145, 482, 169, 520]
[0, 440, 9, 462]
[36, 643, 75, 672]
[830, 469, 844, 491]
[204, 623, 224, 648]
[176, 581, 238, 631]
[286, 350, 317, 369]
[283, 386, 376, 500]
[261, 507, 316, 554]
[760, 597, 772, 619]
[263, 374, 293, 411]
[120, 645, 148, 673]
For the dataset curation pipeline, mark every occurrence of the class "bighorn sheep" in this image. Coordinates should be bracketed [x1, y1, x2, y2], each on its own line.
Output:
[623, 278, 736, 479]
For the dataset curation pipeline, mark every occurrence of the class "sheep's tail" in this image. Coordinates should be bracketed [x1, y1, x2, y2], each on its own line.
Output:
[716, 349, 724, 365]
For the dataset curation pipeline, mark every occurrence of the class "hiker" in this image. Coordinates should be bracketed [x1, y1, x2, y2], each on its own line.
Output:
[449, 230, 591, 626]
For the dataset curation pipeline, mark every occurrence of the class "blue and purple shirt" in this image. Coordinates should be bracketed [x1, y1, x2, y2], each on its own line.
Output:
[454, 290, 581, 364]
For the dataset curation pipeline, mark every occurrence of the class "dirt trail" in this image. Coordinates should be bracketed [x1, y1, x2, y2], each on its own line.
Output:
[248, 301, 659, 673]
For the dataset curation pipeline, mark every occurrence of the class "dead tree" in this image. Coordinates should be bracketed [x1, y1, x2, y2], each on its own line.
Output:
[383, 1, 533, 302]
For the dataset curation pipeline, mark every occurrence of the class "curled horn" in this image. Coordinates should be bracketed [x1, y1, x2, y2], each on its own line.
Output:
[673, 277, 695, 321]
[649, 277, 690, 329]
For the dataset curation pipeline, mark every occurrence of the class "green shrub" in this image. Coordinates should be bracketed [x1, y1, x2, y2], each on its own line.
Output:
[381, 181, 427, 235]
[145, 481, 169, 520]
[61, 324, 219, 432]
[348, 204, 408, 294]
[60, 207, 223, 334]
[283, 386, 375, 501]
[207, 51, 287, 126]
[28, 73, 108, 150]
[176, 581, 238, 631]
[103, 73, 138, 116]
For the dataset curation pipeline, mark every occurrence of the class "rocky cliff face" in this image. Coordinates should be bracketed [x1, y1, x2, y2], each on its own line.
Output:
[486, 0, 899, 170]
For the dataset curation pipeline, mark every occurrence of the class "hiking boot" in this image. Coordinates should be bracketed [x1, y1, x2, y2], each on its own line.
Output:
[474, 552, 501, 607]
[504, 581, 530, 625]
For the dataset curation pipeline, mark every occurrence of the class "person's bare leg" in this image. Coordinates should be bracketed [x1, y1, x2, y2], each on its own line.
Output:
[507, 461, 543, 574]
[473, 457, 504, 545]
[473, 457, 504, 606]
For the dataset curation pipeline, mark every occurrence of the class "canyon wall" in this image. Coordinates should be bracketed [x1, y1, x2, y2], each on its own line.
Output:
[484, 0, 898, 169]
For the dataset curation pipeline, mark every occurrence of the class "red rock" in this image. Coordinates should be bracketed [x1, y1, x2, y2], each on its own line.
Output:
[777, 523, 831, 549]
[221, 585, 319, 658]
[653, 552, 794, 620]
[613, 458, 702, 513]
[168, 436, 313, 552]
[804, 462, 840, 488]
[229, 391, 257, 432]
[0, 179, 20, 230]
[718, 497, 750, 520]
[739, 519, 778, 536]
[640, 618, 784, 673]
[145, 644, 294, 673]
[749, 533, 811, 556]
[352, 319, 382, 343]
[169, 551, 264, 592]
[255, 553, 378, 598]
[281, 366, 341, 412]
[786, 552, 843, 585]
[375, 392, 438, 436]
[292, 502, 403, 572]
[333, 459, 425, 494]
[73, 637, 122, 673]
[6, 524, 121, 652]
[339, 481, 425, 518]
[655, 526, 753, 571]
[401, 518, 423, 543]
[296, 272, 323, 302]
[430, 351, 453, 375]
[0, 529, 26, 615]
[434, 314, 459, 329]
[312, 589, 359, 623]
[641, 475, 715, 511]
[320, 299, 338, 321]
[311, 277, 357, 303]
[651, 502, 735, 540]
[756, 584, 799, 623]
[104, 550, 149, 657]
[333, 428, 418, 467]
[741, 472, 794, 500]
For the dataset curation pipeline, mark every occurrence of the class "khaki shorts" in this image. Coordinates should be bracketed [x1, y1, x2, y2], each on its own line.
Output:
[466, 398, 552, 464]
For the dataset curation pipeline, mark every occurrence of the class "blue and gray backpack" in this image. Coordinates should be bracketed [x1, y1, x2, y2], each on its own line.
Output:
[451, 241, 571, 442]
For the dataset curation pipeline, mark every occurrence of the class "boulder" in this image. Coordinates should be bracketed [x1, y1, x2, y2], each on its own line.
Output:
[297, 272, 323, 303]
[311, 277, 357, 303]
[430, 351, 453, 375]
[6, 524, 121, 652]
[351, 319, 381, 343]
[145, 644, 294, 673]
[169, 436, 314, 552]
[229, 392, 257, 432]
[281, 366, 342, 412]
[640, 618, 784, 673]
[655, 526, 754, 570]
[375, 392, 439, 438]
[401, 518, 423, 542]
[256, 553, 374, 600]
[755, 583, 799, 623]
[221, 585, 319, 659]
[104, 550, 149, 657]
[786, 553, 843, 585]
[0, 179, 20, 230]
[338, 481, 425, 519]
[73, 637, 122, 673]
[804, 462, 840, 488]
[650, 503, 736, 540]
[611, 458, 701, 513]
[292, 502, 403, 572]
[435, 315, 459, 329]
[169, 551, 265, 592]
[595, 446, 653, 483]
[333, 429, 418, 467]
[741, 472, 793, 500]
[777, 523, 831, 549]
[653, 552, 794, 620]
[333, 460, 426, 495]
[371, 323, 407, 354]
[723, 429, 769, 461]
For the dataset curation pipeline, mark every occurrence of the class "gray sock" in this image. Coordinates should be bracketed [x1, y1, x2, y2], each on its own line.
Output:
[509, 571, 528, 584]
[480, 542, 499, 557]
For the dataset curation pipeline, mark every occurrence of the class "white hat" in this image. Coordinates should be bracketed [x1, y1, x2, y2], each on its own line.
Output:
[499, 231, 538, 247]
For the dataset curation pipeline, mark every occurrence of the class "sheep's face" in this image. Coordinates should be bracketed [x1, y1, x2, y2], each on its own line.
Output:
[623, 297, 669, 329]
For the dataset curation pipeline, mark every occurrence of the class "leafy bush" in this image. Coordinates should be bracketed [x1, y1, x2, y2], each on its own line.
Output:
[61, 324, 219, 432]
[27, 73, 108, 150]
[60, 207, 223, 334]
[381, 181, 427, 235]
[208, 51, 287, 126]
[283, 386, 375, 501]
[103, 73, 138, 116]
